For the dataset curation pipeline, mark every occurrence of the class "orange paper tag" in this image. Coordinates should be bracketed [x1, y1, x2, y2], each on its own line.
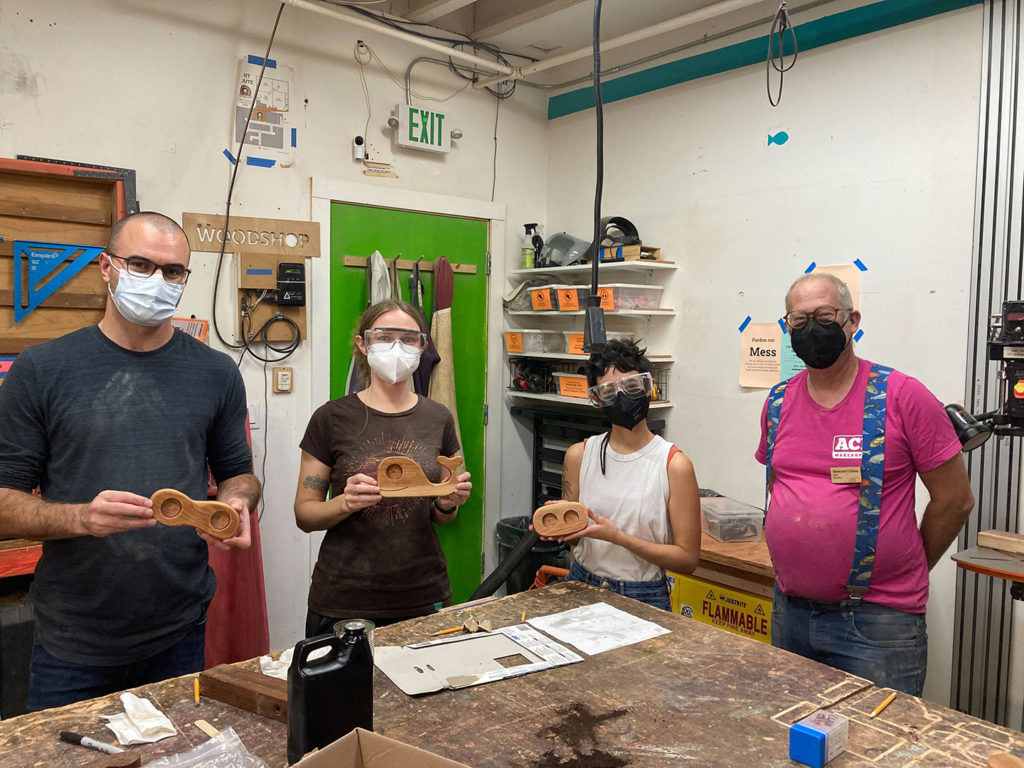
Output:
[557, 288, 580, 311]
[567, 333, 585, 355]
[531, 288, 553, 311]
[558, 376, 589, 398]
[505, 332, 523, 353]
[596, 286, 614, 310]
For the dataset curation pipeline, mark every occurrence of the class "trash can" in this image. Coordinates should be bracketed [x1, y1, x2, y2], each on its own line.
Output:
[495, 516, 570, 594]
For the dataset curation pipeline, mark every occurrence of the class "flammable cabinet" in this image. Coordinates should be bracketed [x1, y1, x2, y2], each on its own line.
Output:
[668, 533, 775, 644]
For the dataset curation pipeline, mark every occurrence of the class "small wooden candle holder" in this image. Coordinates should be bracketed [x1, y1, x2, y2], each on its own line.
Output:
[150, 488, 240, 540]
[533, 501, 588, 537]
[377, 455, 463, 498]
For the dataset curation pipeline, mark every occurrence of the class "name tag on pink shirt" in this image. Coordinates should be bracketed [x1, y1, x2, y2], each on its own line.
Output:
[830, 467, 862, 484]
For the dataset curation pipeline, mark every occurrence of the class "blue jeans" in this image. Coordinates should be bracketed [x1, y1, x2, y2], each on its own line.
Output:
[771, 586, 927, 696]
[568, 560, 672, 611]
[27, 616, 207, 712]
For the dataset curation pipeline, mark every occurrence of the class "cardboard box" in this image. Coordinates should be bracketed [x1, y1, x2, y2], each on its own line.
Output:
[295, 727, 471, 767]
[599, 244, 662, 262]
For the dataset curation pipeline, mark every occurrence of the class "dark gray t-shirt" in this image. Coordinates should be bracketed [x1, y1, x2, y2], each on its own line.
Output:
[0, 326, 252, 665]
[300, 394, 460, 619]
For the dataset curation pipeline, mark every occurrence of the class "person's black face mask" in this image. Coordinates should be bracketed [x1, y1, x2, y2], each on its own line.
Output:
[790, 317, 849, 369]
[602, 390, 650, 429]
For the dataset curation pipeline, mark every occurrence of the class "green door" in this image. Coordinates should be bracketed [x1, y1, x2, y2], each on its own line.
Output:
[329, 202, 487, 603]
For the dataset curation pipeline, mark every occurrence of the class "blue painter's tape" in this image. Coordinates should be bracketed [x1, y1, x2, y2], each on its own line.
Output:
[248, 54, 277, 68]
[291, 128, 297, 148]
[223, 149, 237, 165]
[854, 329, 864, 342]
[804, 262, 816, 273]
[738, 316, 751, 332]
[246, 268, 274, 276]
[779, 318, 788, 334]
[853, 258, 868, 271]
[246, 156, 276, 168]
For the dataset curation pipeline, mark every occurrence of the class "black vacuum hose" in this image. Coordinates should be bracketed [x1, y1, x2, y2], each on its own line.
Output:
[469, 528, 542, 600]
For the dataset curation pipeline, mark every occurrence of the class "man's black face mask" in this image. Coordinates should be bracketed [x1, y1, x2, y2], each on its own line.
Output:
[790, 317, 849, 369]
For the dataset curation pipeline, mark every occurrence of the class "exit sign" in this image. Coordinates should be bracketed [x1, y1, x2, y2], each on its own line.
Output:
[395, 103, 451, 153]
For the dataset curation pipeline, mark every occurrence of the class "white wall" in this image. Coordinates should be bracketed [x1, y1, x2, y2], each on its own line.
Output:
[0, 0, 548, 651]
[543, 7, 983, 705]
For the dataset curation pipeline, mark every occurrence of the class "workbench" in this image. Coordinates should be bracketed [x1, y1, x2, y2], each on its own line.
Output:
[2, 581, 1022, 767]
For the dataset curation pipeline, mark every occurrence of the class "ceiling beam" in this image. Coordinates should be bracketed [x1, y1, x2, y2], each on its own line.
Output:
[404, 0, 479, 23]
[471, 0, 588, 42]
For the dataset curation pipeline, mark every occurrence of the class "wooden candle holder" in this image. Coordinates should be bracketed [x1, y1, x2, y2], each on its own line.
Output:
[377, 455, 462, 498]
[150, 488, 240, 540]
[533, 501, 588, 537]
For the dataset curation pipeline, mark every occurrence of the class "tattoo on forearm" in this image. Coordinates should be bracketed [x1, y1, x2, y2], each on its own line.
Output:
[303, 475, 329, 492]
[562, 475, 575, 499]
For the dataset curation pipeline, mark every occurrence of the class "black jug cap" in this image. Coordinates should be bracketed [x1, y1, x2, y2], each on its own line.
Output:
[343, 621, 366, 635]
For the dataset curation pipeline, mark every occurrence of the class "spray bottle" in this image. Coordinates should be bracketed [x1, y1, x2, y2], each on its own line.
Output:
[522, 223, 539, 268]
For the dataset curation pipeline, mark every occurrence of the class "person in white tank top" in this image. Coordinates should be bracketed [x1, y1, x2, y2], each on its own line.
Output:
[535, 340, 701, 610]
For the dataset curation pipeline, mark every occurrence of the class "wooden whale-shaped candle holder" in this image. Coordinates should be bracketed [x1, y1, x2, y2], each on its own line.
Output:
[533, 501, 588, 537]
[150, 488, 240, 540]
[377, 455, 463, 498]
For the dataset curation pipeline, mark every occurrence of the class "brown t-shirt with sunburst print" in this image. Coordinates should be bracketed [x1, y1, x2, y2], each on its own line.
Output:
[300, 394, 461, 620]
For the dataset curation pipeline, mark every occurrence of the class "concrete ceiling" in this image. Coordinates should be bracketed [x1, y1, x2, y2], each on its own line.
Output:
[353, 0, 855, 87]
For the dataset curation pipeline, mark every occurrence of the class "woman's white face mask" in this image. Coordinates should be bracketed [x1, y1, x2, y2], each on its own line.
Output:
[367, 341, 422, 384]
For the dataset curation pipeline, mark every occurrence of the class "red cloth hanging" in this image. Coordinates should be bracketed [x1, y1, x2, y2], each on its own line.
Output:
[204, 510, 270, 667]
[203, 420, 270, 667]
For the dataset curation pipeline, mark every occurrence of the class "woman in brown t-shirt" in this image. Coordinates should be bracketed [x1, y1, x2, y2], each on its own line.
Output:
[294, 300, 472, 637]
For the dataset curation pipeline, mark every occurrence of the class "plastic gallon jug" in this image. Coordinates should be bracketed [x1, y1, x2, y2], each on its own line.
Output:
[286, 623, 373, 764]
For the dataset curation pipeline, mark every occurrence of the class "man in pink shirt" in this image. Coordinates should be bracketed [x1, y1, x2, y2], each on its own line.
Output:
[755, 272, 974, 696]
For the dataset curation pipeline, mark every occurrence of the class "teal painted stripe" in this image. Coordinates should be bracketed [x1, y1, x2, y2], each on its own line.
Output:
[548, 0, 981, 120]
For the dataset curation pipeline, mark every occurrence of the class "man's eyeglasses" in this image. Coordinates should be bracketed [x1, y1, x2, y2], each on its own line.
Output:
[588, 372, 653, 406]
[106, 252, 191, 285]
[783, 305, 852, 330]
[364, 327, 428, 350]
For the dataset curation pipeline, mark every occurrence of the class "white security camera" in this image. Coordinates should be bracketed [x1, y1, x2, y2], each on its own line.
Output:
[353, 136, 366, 160]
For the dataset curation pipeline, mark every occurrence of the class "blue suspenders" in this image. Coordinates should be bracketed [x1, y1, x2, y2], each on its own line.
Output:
[764, 364, 892, 599]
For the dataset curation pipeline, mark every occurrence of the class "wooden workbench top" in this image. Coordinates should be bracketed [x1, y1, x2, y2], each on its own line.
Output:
[2, 582, 1021, 767]
[699, 531, 774, 578]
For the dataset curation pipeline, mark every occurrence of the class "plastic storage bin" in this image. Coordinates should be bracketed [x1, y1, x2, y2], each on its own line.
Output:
[553, 372, 589, 398]
[562, 330, 631, 356]
[495, 516, 569, 594]
[598, 283, 665, 310]
[529, 285, 564, 311]
[700, 497, 764, 542]
[504, 329, 565, 354]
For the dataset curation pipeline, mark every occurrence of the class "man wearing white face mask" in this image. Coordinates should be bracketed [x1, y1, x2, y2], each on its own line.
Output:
[294, 299, 472, 635]
[0, 211, 261, 711]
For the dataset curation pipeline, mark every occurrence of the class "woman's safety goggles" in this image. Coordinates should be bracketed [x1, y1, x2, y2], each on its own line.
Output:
[363, 327, 428, 350]
[587, 372, 653, 406]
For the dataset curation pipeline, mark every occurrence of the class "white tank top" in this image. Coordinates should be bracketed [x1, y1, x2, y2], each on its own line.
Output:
[574, 433, 675, 582]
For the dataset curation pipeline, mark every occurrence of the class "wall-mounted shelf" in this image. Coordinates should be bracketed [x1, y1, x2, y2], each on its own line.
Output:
[508, 352, 675, 363]
[506, 392, 673, 409]
[506, 309, 676, 317]
[509, 261, 676, 277]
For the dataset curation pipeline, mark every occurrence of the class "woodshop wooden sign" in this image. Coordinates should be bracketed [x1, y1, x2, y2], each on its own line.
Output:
[182, 213, 320, 257]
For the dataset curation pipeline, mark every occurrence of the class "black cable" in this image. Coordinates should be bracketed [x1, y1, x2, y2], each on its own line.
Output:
[766, 0, 798, 107]
[446, 42, 516, 99]
[212, 3, 285, 350]
[591, 0, 604, 297]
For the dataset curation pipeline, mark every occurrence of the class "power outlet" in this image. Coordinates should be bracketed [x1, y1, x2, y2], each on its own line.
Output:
[247, 404, 260, 429]
[273, 366, 293, 393]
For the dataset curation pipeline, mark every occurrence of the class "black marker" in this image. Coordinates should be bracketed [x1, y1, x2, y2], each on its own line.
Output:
[60, 731, 125, 755]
